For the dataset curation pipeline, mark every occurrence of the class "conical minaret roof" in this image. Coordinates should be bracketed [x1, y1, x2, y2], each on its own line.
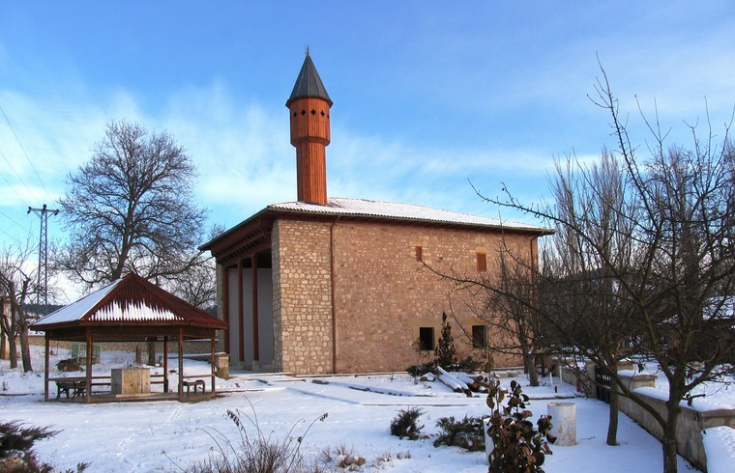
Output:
[286, 51, 332, 107]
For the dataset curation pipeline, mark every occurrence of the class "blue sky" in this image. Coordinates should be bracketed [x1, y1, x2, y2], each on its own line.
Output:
[2, 1, 735, 300]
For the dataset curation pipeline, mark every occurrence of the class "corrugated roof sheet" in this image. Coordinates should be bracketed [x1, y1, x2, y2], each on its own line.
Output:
[268, 197, 551, 233]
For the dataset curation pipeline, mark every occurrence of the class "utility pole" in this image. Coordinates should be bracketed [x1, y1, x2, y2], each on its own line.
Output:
[28, 204, 59, 310]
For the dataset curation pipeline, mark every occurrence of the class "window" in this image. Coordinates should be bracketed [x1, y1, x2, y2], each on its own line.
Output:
[419, 327, 435, 351]
[472, 325, 488, 349]
[476, 252, 487, 272]
[415, 246, 423, 262]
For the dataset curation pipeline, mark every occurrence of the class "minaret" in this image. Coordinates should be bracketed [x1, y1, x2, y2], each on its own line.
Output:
[286, 50, 332, 205]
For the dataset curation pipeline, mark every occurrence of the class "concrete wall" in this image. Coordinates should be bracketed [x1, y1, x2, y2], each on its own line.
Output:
[29, 335, 215, 361]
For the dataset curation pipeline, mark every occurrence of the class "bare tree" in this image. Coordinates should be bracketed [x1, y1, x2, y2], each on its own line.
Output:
[540, 148, 640, 446]
[484, 68, 735, 473]
[485, 244, 546, 387]
[56, 120, 209, 291]
[0, 241, 37, 372]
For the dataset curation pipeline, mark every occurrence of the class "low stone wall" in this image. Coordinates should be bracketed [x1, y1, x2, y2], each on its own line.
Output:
[29, 335, 216, 361]
[562, 363, 735, 472]
[617, 372, 735, 472]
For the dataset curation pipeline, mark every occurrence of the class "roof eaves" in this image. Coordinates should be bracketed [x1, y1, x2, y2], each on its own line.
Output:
[267, 202, 554, 235]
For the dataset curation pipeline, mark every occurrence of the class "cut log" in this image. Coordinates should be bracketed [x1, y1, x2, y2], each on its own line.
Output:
[436, 366, 472, 396]
[455, 372, 489, 393]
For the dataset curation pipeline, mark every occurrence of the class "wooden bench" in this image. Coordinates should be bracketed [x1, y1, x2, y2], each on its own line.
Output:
[182, 379, 205, 395]
[56, 380, 86, 399]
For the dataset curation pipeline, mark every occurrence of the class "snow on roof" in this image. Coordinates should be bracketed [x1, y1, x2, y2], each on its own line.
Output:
[32, 274, 224, 329]
[268, 197, 551, 233]
[36, 278, 125, 325]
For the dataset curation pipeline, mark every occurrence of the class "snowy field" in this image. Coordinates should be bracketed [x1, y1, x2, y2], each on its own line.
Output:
[1, 346, 733, 473]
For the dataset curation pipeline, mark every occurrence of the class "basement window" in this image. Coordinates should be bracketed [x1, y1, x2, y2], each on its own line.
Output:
[477, 252, 487, 272]
[419, 327, 435, 351]
[472, 325, 488, 349]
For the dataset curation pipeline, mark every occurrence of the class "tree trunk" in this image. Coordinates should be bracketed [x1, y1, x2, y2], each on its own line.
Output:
[7, 334, 18, 369]
[0, 307, 18, 367]
[606, 385, 619, 445]
[12, 299, 33, 372]
[0, 304, 18, 369]
[525, 353, 539, 386]
[662, 399, 681, 473]
[19, 324, 33, 372]
[147, 341, 157, 366]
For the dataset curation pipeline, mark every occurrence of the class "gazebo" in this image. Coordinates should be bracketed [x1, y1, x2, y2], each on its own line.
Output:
[31, 273, 228, 402]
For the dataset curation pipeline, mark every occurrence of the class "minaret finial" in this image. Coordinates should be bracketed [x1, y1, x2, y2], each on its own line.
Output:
[306, 45, 310, 57]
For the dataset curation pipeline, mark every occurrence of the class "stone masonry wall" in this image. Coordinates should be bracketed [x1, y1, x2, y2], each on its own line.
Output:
[272, 220, 334, 374]
[330, 221, 535, 373]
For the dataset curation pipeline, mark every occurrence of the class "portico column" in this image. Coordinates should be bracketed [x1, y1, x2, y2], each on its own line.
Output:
[252, 254, 260, 362]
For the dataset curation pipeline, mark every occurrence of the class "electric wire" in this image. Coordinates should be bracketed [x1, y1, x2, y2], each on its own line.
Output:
[0, 159, 32, 207]
[0, 144, 37, 207]
[0, 207, 32, 233]
[0, 101, 48, 199]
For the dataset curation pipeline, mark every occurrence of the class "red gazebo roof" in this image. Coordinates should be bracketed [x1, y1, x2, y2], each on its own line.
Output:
[32, 273, 227, 339]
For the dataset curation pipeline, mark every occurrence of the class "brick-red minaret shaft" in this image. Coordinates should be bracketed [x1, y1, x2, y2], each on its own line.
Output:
[286, 52, 332, 205]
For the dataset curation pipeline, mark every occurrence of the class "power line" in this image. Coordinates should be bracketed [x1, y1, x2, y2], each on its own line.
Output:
[0, 207, 31, 233]
[0, 157, 30, 204]
[0, 101, 48, 198]
[0, 148, 36, 206]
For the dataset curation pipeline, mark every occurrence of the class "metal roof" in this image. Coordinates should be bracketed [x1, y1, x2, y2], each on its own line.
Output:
[286, 52, 332, 107]
[268, 197, 552, 233]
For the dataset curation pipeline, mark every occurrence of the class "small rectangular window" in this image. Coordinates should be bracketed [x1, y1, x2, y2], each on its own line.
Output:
[477, 252, 487, 272]
[472, 325, 487, 349]
[415, 246, 423, 262]
[419, 327, 435, 351]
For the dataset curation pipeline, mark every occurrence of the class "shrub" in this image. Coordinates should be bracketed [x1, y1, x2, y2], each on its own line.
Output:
[0, 420, 89, 473]
[405, 361, 436, 378]
[433, 415, 485, 452]
[178, 407, 328, 473]
[434, 312, 457, 367]
[446, 356, 483, 373]
[389, 407, 426, 440]
[486, 379, 555, 473]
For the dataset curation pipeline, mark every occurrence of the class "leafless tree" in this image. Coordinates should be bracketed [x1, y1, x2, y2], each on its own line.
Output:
[538, 148, 641, 446]
[0, 241, 37, 372]
[55, 120, 210, 293]
[485, 244, 546, 387]
[484, 68, 735, 473]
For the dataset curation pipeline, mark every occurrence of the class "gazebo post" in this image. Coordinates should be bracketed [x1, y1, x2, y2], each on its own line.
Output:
[210, 335, 216, 395]
[43, 336, 50, 401]
[178, 327, 184, 401]
[163, 336, 169, 393]
[85, 328, 93, 403]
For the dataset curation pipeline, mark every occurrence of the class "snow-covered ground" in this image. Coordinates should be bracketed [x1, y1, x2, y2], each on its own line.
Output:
[1, 346, 733, 473]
